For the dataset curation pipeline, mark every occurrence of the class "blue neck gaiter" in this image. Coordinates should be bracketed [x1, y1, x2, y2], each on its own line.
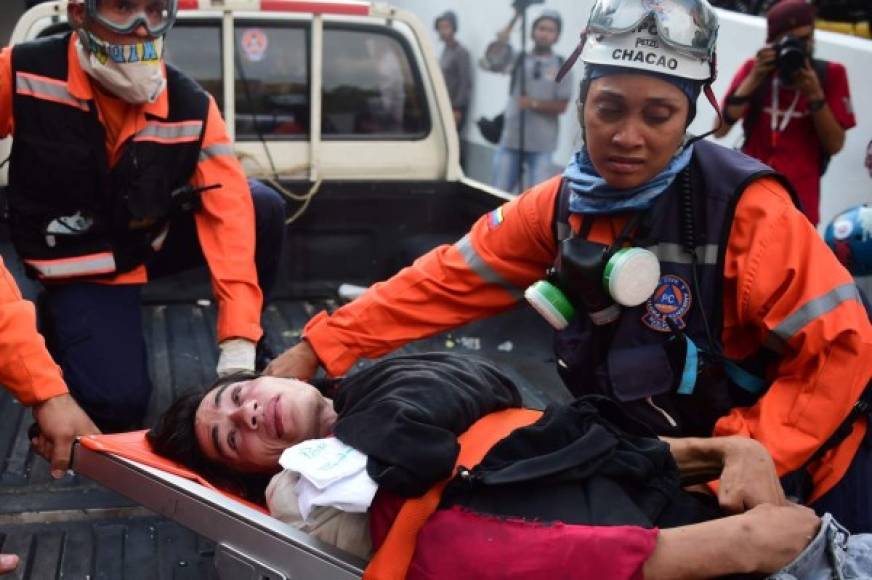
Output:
[564, 144, 694, 215]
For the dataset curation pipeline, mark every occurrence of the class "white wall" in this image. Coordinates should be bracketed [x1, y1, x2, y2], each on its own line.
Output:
[392, 0, 588, 163]
[393, 0, 872, 228]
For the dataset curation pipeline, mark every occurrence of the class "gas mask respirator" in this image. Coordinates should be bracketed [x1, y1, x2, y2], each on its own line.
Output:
[525, 237, 660, 330]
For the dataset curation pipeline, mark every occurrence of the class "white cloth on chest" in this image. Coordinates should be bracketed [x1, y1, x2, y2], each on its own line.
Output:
[278, 437, 378, 521]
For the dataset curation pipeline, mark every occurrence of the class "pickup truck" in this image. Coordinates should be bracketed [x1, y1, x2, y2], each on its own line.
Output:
[0, 1, 566, 577]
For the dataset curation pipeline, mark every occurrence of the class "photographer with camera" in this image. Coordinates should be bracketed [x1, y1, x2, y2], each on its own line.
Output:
[714, 0, 855, 226]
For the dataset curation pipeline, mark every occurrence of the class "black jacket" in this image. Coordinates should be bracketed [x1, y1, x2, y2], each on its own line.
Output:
[331, 352, 523, 497]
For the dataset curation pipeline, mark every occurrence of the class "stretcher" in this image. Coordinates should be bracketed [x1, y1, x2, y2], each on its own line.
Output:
[72, 432, 367, 580]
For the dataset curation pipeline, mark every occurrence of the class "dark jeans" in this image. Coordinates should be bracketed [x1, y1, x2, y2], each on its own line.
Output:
[43, 179, 286, 432]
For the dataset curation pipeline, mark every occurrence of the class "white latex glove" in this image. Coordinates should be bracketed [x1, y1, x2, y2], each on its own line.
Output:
[216, 338, 257, 377]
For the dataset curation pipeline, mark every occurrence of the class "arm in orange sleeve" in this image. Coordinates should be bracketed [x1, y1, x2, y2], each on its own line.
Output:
[305, 178, 562, 376]
[0, 47, 14, 137]
[0, 256, 68, 406]
[192, 96, 263, 344]
[715, 177, 872, 497]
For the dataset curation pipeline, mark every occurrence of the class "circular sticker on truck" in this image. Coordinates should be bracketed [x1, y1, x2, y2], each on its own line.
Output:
[240, 28, 268, 63]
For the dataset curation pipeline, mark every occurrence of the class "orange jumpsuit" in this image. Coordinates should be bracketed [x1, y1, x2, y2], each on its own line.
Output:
[0, 36, 263, 344]
[0, 256, 67, 406]
[303, 175, 872, 502]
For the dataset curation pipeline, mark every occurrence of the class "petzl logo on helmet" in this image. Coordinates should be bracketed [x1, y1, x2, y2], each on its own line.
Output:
[642, 274, 692, 332]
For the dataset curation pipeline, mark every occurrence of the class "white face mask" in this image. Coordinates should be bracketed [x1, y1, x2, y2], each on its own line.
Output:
[76, 30, 167, 104]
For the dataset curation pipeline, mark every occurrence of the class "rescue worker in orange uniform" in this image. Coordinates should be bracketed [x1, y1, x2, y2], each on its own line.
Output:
[0, 255, 99, 575]
[0, 0, 286, 433]
[268, 0, 872, 532]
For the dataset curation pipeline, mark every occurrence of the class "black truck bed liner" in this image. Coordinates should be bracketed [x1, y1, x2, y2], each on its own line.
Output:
[0, 179, 568, 577]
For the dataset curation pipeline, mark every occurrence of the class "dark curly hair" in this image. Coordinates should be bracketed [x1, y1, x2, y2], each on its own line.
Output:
[147, 371, 274, 503]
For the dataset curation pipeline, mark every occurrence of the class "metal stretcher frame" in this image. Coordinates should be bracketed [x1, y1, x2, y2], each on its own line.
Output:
[72, 441, 367, 580]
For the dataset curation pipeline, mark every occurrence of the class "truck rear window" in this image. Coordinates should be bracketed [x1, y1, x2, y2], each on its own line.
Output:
[234, 23, 309, 140]
[322, 25, 429, 139]
[165, 22, 224, 110]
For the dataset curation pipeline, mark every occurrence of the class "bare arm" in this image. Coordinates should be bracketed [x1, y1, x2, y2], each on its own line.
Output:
[644, 503, 820, 579]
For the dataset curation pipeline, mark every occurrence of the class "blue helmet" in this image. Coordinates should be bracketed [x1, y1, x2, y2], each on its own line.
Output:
[824, 204, 872, 276]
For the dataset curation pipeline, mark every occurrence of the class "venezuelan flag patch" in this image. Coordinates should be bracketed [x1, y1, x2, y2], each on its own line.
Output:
[487, 207, 505, 231]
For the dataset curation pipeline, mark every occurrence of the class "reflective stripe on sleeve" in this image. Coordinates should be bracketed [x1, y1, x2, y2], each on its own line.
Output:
[134, 120, 203, 144]
[24, 252, 117, 279]
[199, 143, 235, 162]
[15, 72, 89, 112]
[765, 283, 863, 352]
[454, 234, 524, 301]
[646, 243, 719, 266]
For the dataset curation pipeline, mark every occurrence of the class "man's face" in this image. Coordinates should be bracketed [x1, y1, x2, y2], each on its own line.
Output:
[194, 376, 331, 473]
[436, 20, 455, 43]
[532, 18, 559, 51]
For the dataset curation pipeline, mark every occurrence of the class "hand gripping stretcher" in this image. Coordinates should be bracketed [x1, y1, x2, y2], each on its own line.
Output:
[72, 432, 367, 580]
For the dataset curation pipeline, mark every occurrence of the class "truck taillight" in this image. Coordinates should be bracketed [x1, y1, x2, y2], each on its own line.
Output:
[177, 0, 370, 15]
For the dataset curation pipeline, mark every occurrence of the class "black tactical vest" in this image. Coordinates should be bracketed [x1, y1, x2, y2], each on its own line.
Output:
[553, 140, 798, 437]
[8, 33, 208, 279]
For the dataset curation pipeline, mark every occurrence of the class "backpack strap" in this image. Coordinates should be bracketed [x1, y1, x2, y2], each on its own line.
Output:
[363, 408, 543, 580]
[781, 378, 872, 504]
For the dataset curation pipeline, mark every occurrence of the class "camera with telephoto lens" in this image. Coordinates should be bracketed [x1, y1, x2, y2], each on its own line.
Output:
[774, 34, 807, 83]
[512, 0, 546, 12]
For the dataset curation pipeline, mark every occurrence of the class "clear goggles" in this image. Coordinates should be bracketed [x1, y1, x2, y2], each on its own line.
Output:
[587, 0, 718, 58]
[84, 0, 177, 37]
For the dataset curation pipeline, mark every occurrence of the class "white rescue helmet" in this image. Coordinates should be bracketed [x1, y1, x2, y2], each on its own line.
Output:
[558, 0, 719, 83]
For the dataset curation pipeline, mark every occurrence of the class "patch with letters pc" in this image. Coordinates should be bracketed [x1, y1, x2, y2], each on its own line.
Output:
[642, 274, 692, 332]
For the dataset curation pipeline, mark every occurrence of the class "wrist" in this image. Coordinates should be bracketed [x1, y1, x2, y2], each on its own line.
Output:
[31, 385, 74, 408]
[807, 96, 826, 113]
[725, 93, 751, 106]
[33, 392, 70, 409]
[667, 437, 726, 478]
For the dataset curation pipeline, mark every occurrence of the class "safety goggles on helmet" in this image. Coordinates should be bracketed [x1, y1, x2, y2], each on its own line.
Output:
[587, 0, 718, 59]
[79, 0, 177, 37]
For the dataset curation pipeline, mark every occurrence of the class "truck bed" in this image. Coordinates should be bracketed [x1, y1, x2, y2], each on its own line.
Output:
[0, 181, 569, 578]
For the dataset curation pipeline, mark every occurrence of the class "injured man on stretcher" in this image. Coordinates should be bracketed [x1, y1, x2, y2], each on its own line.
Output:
[148, 352, 872, 579]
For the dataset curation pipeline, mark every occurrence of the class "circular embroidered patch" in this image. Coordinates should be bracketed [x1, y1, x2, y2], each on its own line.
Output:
[642, 274, 693, 333]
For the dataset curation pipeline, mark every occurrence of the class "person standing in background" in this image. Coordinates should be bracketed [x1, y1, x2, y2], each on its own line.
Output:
[488, 9, 574, 194]
[435, 11, 472, 133]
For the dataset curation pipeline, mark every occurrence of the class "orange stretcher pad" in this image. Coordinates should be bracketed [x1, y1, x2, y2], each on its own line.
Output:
[74, 431, 366, 580]
[78, 431, 268, 513]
